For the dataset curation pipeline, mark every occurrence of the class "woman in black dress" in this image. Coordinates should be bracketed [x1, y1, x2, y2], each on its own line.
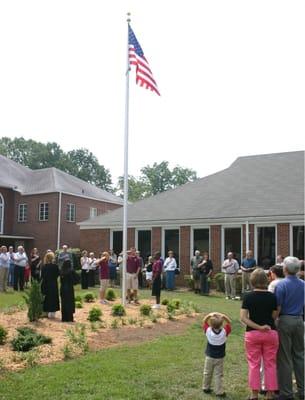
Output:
[152, 252, 163, 309]
[41, 251, 60, 319]
[60, 259, 75, 322]
[198, 252, 213, 295]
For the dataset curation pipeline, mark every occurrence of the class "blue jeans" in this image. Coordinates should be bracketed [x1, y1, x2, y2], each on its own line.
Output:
[200, 273, 210, 295]
[8, 263, 15, 286]
[166, 270, 175, 290]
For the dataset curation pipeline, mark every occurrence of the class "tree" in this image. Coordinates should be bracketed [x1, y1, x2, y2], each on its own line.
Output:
[116, 162, 198, 201]
[0, 137, 112, 190]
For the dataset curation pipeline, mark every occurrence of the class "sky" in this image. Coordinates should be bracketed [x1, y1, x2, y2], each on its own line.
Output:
[0, 0, 304, 185]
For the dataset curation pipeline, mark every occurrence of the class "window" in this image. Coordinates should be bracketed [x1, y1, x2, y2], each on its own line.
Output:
[193, 228, 209, 255]
[224, 227, 242, 264]
[89, 207, 98, 219]
[137, 230, 152, 262]
[257, 226, 275, 268]
[66, 203, 76, 222]
[164, 229, 180, 266]
[112, 231, 123, 256]
[293, 226, 304, 259]
[0, 193, 3, 233]
[18, 204, 27, 222]
[39, 202, 49, 221]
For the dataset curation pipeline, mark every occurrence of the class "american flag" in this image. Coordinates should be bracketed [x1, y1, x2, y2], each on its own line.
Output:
[128, 25, 160, 96]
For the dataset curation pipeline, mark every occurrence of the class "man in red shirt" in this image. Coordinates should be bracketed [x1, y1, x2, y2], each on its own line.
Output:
[126, 247, 141, 304]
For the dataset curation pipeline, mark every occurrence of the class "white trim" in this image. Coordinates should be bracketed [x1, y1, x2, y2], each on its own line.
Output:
[17, 203, 27, 222]
[65, 203, 76, 223]
[0, 234, 34, 239]
[190, 226, 211, 259]
[290, 224, 305, 257]
[39, 202, 49, 221]
[0, 193, 4, 234]
[221, 225, 243, 262]
[254, 224, 277, 265]
[78, 214, 304, 230]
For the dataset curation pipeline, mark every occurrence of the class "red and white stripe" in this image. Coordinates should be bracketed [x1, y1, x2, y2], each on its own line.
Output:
[129, 45, 160, 96]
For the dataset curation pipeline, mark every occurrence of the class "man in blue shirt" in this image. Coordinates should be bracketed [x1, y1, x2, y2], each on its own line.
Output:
[275, 256, 305, 400]
[241, 250, 256, 293]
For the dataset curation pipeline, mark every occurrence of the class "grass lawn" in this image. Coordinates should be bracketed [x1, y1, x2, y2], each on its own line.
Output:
[0, 288, 249, 400]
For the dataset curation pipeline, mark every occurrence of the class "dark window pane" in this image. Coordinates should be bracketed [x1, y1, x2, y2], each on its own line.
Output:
[137, 230, 151, 262]
[193, 228, 209, 255]
[293, 226, 304, 259]
[112, 231, 123, 257]
[224, 228, 241, 264]
[164, 229, 179, 266]
[257, 227, 275, 268]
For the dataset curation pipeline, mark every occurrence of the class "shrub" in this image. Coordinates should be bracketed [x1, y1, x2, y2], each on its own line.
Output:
[170, 299, 181, 309]
[75, 295, 82, 303]
[111, 304, 126, 317]
[128, 317, 137, 325]
[23, 280, 44, 322]
[75, 301, 83, 309]
[11, 327, 52, 352]
[140, 304, 152, 316]
[106, 288, 116, 301]
[166, 302, 176, 314]
[213, 273, 225, 292]
[65, 324, 88, 354]
[83, 292, 95, 303]
[184, 274, 194, 290]
[111, 319, 119, 329]
[87, 306, 103, 322]
[0, 325, 8, 345]
[161, 298, 169, 305]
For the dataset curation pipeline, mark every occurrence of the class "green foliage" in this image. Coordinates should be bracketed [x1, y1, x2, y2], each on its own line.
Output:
[116, 162, 197, 201]
[213, 273, 242, 294]
[110, 319, 119, 329]
[83, 292, 95, 303]
[23, 280, 44, 322]
[75, 301, 83, 309]
[105, 289, 116, 301]
[75, 295, 82, 303]
[0, 137, 112, 190]
[139, 304, 152, 316]
[184, 275, 194, 290]
[161, 298, 169, 305]
[87, 306, 103, 322]
[111, 304, 126, 317]
[20, 349, 40, 368]
[0, 325, 8, 345]
[170, 299, 181, 309]
[65, 324, 89, 354]
[128, 317, 137, 325]
[11, 327, 52, 352]
[166, 302, 176, 314]
[62, 343, 73, 360]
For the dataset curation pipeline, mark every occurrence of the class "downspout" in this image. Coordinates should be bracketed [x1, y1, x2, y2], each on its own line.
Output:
[57, 192, 62, 250]
[246, 220, 249, 253]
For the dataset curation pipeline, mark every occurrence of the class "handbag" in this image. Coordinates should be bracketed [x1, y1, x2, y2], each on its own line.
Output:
[174, 268, 180, 275]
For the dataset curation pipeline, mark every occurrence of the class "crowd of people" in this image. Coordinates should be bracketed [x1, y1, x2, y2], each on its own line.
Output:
[202, 256, 304, 400]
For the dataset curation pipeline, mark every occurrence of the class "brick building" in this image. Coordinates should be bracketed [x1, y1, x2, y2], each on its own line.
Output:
[0, 155, 123, 252]
[79, 151, 304, 283]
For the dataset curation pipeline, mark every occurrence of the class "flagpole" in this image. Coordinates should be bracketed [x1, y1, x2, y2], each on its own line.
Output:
[122, 13, 131, 306]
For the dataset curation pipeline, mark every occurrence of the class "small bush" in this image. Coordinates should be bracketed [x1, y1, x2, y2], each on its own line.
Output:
[213, 273, 225, 292]
[20, 349, 40, 368]
[111, 319, 119, 329]
[140, 304, 152, 316]
[0, 325, 8, 345]
[87, 306, 103, 322]
[167, 302, 176, 314]
[111, 304, 126, 317]
[65, 324, 88, 354]
[75, 301, 83, 309]
[23, 280, 44, 322]
[128, 317, 137, 325]
[62, 343, 73, 360]
[75, 295, 82, 303]
[83, 292, 95, 303]
[106, 288, 116, 301]
[150, 315, 158, 323]
[11, 327, 52, 352]
[161, 298, 169, 305]
[171, 299, 181, 309]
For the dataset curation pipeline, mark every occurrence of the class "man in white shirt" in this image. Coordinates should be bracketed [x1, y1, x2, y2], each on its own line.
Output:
[0, 246, 10, 292]
[163, 250, 177, 290]
[13, 246, 28, 291]
[222, 252, 239, 300]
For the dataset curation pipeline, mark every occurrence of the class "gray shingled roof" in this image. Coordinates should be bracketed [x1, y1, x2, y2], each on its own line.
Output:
[79, 151, 304, 228]
[0, 155, 123, 205]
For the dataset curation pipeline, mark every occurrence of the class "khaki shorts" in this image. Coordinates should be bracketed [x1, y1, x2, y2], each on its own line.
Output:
[100, 279, 109, 291]
[126, 272, 138, 290]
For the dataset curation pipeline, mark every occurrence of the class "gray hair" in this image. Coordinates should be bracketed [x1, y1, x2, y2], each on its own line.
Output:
[195, 250, 200, 256]
[283, 256, 300, 274]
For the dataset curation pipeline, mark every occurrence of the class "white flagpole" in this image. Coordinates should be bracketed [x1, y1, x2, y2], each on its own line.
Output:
[122, 13, 131, 306]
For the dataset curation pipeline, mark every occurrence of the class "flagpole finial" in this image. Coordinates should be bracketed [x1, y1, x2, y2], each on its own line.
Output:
[127, 12, 131, 23]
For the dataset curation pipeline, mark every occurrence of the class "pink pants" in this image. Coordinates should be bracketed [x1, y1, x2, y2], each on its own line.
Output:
[245, 330, 279, 391]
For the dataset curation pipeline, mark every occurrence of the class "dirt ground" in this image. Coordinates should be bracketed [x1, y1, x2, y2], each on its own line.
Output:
[0, 298, 197, 371]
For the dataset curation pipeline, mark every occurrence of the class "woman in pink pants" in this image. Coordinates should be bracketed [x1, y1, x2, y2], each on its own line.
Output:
[240, 268, 279, 400]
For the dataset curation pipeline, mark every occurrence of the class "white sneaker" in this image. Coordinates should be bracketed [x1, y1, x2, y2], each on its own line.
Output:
[225, 297, 230, 300]
[152, 304, 161, 309]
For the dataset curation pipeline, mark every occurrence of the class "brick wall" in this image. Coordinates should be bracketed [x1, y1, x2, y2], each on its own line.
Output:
[152, 227, 162, 254]
[277, 223, 290, 257]
[210, 225, 221, 271]
[178, 226, 191, 285]
[80, 228, 110, 256]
